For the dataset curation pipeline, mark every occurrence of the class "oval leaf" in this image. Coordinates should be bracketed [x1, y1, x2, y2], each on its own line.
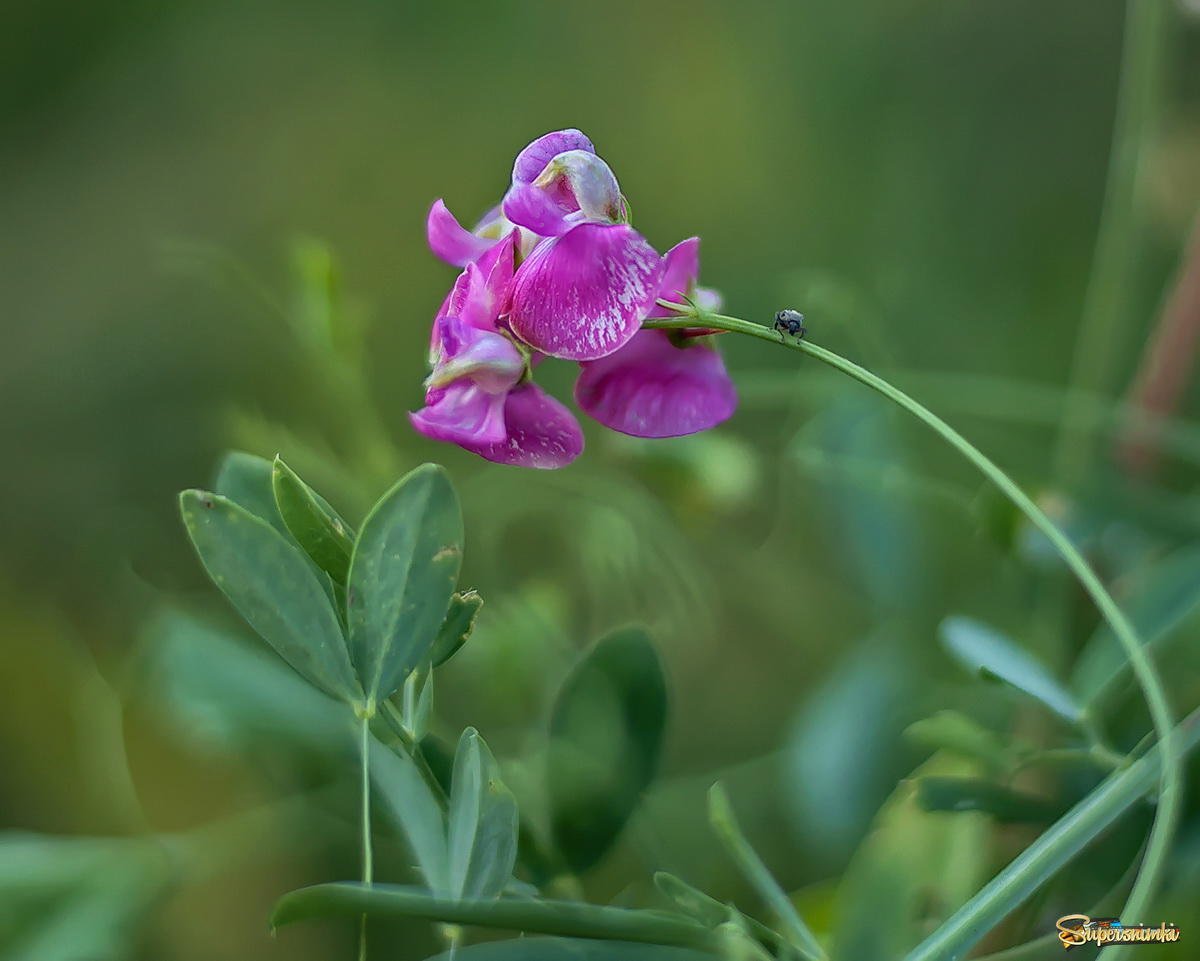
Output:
[940, 617, 1082, 725]
[347, 464, 463, 704]
[271, 456, 355, 584]
[179, 490, 360, 703]
[548, 626, 667, 874]
[448, 729, 519, 901]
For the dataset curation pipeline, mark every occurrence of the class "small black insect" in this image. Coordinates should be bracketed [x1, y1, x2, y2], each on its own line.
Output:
[774, 309, 806, 338]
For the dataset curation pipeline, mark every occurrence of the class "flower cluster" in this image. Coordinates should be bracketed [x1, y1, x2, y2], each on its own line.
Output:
[410, 129, 736, 468]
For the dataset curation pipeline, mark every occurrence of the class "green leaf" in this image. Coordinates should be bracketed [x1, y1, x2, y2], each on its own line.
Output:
[430, 591, 484, 668]
[214, 451, 287, 534]
[370, 737, 449, 894]
[548, 626, 667, 874]
[708, 784, 825, 961]
[422, 939, 717, 961]
[271, 456, 355, 584]
[903, 711, 1013, 774]
[347, 464, 463, 704]
[905, 708, 1200, 961]
[1073, 544, 1200, 705]
[179, 490, 360, 703]
[270, 883, 714, 951]
[447, 728, 519, 900]
[940, 617, 1083, 725]
[915, 777, 1065, 823]
[653, 873, 730, 929]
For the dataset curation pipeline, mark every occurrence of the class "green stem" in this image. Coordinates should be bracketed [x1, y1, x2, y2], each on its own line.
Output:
[359, 709, 374, 961]
[708, 784, 826, 961]
[1054, 0, 1169, 489]
[378, 699, 450, 809]
[645, 308, 1180, 950]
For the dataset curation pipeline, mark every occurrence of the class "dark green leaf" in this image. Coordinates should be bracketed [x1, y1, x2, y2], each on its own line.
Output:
[447, 728, 519, 900]
[548, 627, 667, 874]
[270, 883, 713, 951]
[430, 591, 484, 668]
[940, 617, 1082, 725]
[347, 464, 463, 704]
[915, 777, 1066, 823]
[179, 490, 360, 703]
[272, 456, 355, 584]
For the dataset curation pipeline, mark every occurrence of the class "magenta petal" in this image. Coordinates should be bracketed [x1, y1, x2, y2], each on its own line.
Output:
[410, 382, 508, 446]
[502, 182, 574, 237]
[509, 224, 664, 361]
[659, 237, 700, 303]
[427, 200, 496, 267]
[575, 331, 737, 438]
[512, 129, 595, 184]
[457, 384, 583, 469]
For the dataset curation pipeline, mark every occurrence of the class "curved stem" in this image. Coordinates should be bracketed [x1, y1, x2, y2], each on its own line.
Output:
[644, 308, 1180, 946]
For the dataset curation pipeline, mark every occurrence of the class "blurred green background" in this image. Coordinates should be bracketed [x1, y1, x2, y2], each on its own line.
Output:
[3, 1, 1199, 959]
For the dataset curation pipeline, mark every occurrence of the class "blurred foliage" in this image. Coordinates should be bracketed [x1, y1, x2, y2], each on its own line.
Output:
[2, 1, 1200, 959]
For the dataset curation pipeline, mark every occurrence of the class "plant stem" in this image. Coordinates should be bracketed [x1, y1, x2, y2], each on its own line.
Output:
[1054, 0, 1169, 489]
[359, 708, 374, 961]
[645, 308, 1180, 947]
[378, 699, 450, 809]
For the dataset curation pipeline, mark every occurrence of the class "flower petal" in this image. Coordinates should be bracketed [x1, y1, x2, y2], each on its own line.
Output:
[575, 330, 737, 438]
[509, 224, 664, 361]
[461, 384, 584, 469]
[501, 181, 575, 237]
[512, 129, 595, 184]
[658, 237, 700, 304]
[410, 382, 508, 447]
[427, 199, 496, 267]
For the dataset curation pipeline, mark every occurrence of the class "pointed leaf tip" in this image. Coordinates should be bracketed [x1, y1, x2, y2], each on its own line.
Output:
[179, 490, 360, 703]
[347, 463, 464, 702]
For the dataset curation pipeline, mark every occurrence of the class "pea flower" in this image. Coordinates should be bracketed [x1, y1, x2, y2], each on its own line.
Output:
[410, 232, 584, 468]
[575, 238, 736, 437]
[414, 129, 739, 467]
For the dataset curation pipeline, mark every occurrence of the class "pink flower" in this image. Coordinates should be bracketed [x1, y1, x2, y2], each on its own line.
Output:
[575, 238, 736, 438]
[411, 232, 584, 468]
[413, 129, 740, 466]
[503, 131, 664, 362]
